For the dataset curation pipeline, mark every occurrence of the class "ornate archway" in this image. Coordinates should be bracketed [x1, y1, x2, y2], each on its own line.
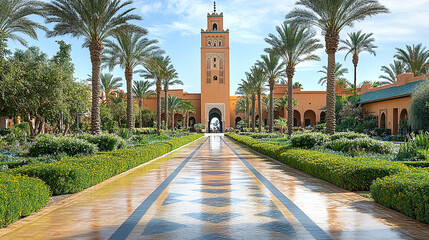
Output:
[235, 117, 242, 127]
[209, 108, 222, 133]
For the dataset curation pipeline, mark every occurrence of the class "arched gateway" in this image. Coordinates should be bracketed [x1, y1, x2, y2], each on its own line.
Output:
[209, 108, 223, 133]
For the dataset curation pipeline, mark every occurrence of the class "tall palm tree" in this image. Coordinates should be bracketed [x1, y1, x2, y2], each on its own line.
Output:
[339, 30, 377, 94]
[236, 78, 253, 128]
[394, 44, 429, 77]
[162, 95, 182, 130]
[286, 0, 389, 134]
[100, 73, 123, 102]
[234, 98, 247, 121]
[133, 80, 155, 128]
[103, 31, 162, 132]
[265, 22, 322, 135]
[262, 96, 280, 122]
[379, 60, 406, 85]
[318, 62, 350, 88]
[162, 68, 182, 130]
[178, 100, 195, 131]
[248, 66, 266, 132]
[279, 95, 298, 111]
[257, 52, 285, 132]
[0, 0, 46, 48]
[44, 0, 144, 134]
[141, 55, 172, 134]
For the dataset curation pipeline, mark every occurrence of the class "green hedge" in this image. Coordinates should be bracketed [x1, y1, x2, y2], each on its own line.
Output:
[13, 134, 202, 195]
[329, 132, 369, 140]
[371, 170, 429, 223]
[29, 135, 98, 157]
[290, 132, 328, 149]
[77, 133, 125, 151]
[401, 161, 429, 168]
[0, 173, 50, 227]
[325, 137, 394, 154]
[226, 133, 407, 191]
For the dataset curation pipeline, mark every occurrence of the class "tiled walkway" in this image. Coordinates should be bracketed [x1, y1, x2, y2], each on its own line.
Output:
[1, 134, 429, 240]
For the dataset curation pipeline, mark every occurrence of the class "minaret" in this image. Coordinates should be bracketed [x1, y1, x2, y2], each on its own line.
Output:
[200, 2, 230, 133]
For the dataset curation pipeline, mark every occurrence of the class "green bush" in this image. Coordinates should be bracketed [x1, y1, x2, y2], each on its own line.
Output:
[0, 129, 11, 136]
[77, 133, 125, 151]
[325, 138, 394, 154]
[250, 133, 280, 139]
[134, 128, 157, 135]
[374, 128, 391, 136]
[0, 173, 50, 226]
[290, 132, 328, 149]
[371, 170, 429, 223]
[329, 132, 368, 141]
[226, 133, 407, 191]
[397, 132, 429, 160]
[409, 79, 429, 132]
[14, 134, 202, 195]
[29, 135, 98, 157]
[401, 161, 429, 168]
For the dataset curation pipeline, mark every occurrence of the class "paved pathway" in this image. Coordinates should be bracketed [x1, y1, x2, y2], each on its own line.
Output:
[1, 134, 429, 240]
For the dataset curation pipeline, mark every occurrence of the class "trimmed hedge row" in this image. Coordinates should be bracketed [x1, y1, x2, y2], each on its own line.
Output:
[371, 170, 429, 223]
[401, 161, 429, 168]
[325, 137, 394, 154]
[13, 134, 203, 195]
[29, 135, 98, 157]
[226, 133, 407, 191]
[0, 173, 50, 227]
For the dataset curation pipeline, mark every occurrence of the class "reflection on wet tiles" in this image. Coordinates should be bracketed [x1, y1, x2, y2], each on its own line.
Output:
[258, 221, 296, 236]
[192, 233, 237, 240]
[256, 209, 286, 220]
[175, 181, 196, 184]
[201, 183, 231, 187]
[249, 193, 266, 198]
[184, 212, 241, 223]
[202, 170, 230, 175]
[162, 193, 186, 205]
[142, 219, 186, 235]
[193, 197, 244, 207]
[198, 189, 236, 194]
[257, 198, 276, 207]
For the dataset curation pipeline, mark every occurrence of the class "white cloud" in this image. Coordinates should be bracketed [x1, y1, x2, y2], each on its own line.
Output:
[140, 2, 163, 15]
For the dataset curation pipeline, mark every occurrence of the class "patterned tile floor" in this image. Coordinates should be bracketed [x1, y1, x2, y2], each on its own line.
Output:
[1, 134, 428, 240]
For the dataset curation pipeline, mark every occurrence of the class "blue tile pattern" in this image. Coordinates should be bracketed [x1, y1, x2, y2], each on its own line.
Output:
[184, 212, 241, 223]
[142, 219, 186, 235]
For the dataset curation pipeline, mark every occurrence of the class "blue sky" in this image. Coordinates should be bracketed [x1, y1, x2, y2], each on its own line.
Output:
[8, 0, 429, 95]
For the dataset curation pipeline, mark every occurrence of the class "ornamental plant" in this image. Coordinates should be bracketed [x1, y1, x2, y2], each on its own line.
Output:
[290, 132, 328, 149]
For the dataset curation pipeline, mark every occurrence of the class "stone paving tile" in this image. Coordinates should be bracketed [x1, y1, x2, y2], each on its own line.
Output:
[1, 134, 429, 240]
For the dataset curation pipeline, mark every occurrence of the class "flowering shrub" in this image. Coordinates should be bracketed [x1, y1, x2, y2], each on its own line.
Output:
[29, 135, 98, 157]
[371, 169, 429, 223]
[250, 133, 281, 139]
[77, 133, 125, 151]
[329, 132, 369, 141]
[14, 134, 202, 195]
[325, 138, 394, 154]
[290, 132, 328, 149]
[0, 173, 50, 226]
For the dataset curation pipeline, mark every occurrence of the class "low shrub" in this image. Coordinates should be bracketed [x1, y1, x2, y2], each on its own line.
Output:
[0, 173, 50, 226]
[29, 135, 98, 157]
[14, 134, 202, 195]
[397, 132, 429, 160]
[290, 132, 328, 149]
[325, 138, 394, 154]
[250, 133, 280, 139]
[134, 128, 157, 135]
[371, 170, 429, 223]
[226, 133, 407, 191]
[387, 135, 408, 142]
[374, 128, 391, 136]
[401, 161, 429, 168]
[77, 133, 125, 151]
[329, 132, 368, 141]
[0, 129, 11, 136]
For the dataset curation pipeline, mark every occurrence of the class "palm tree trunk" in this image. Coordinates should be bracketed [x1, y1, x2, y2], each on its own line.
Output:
[325, 31, 339, 135]
[186, 113, 189, 131]
[269, 80, 274, 133]
[287, 65, 295, 136]
[156, 78, 162, 135]
[171, 110, 175, 130]
[164, 86, 168, 130]
[258, 91, 262, 133]
[251, 94, 256, 132]
[125, 66, 134, 132]
[138, 99, 143, 128]
[353, 53, 358, 94]
[246, 97, 250, 128]
[182, 115, 186, 130]
[89, 40, 103, 134]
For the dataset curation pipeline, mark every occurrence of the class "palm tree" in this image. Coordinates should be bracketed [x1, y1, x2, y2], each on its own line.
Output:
[379, 60, 406, 85]
[162, 68, 182, 130]
[234, 98, 247, 121]
[0, 0, 46, 49]
[265, 22, 322, 135]
[236, 79, 253, 128]
[178, 100, 195, 131]
[293, 82, 303, 90]
[339, 30, 377, 94]
[279, 95, 298, 111]
[103, 31, 162, 132]
[257, 52, 285, 132]
[262, 96, 280, 121]
[248, 66, 266, 132]
[394, 44, 429, 77]
[286, 0, 389, 134]
[162, 95, 182, 130]
[133, 80, 155, 128]
[141, 55, 172, 134]
[318, 63, 350, 88]
[44, 0, 144, 134]
[100, 73, 123, 102]
[360, 80, 381, 88]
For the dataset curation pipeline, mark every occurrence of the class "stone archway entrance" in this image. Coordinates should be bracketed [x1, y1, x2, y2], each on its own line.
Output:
[209, 108, 222, 133]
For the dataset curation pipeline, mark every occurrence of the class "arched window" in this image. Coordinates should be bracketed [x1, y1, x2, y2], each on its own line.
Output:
[213, 76, 218, 81]
[213, 23, 217, 30]
[219, 41, 222, 47]
[214, 41, 217, 47]
[208, 40, 211, 47]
